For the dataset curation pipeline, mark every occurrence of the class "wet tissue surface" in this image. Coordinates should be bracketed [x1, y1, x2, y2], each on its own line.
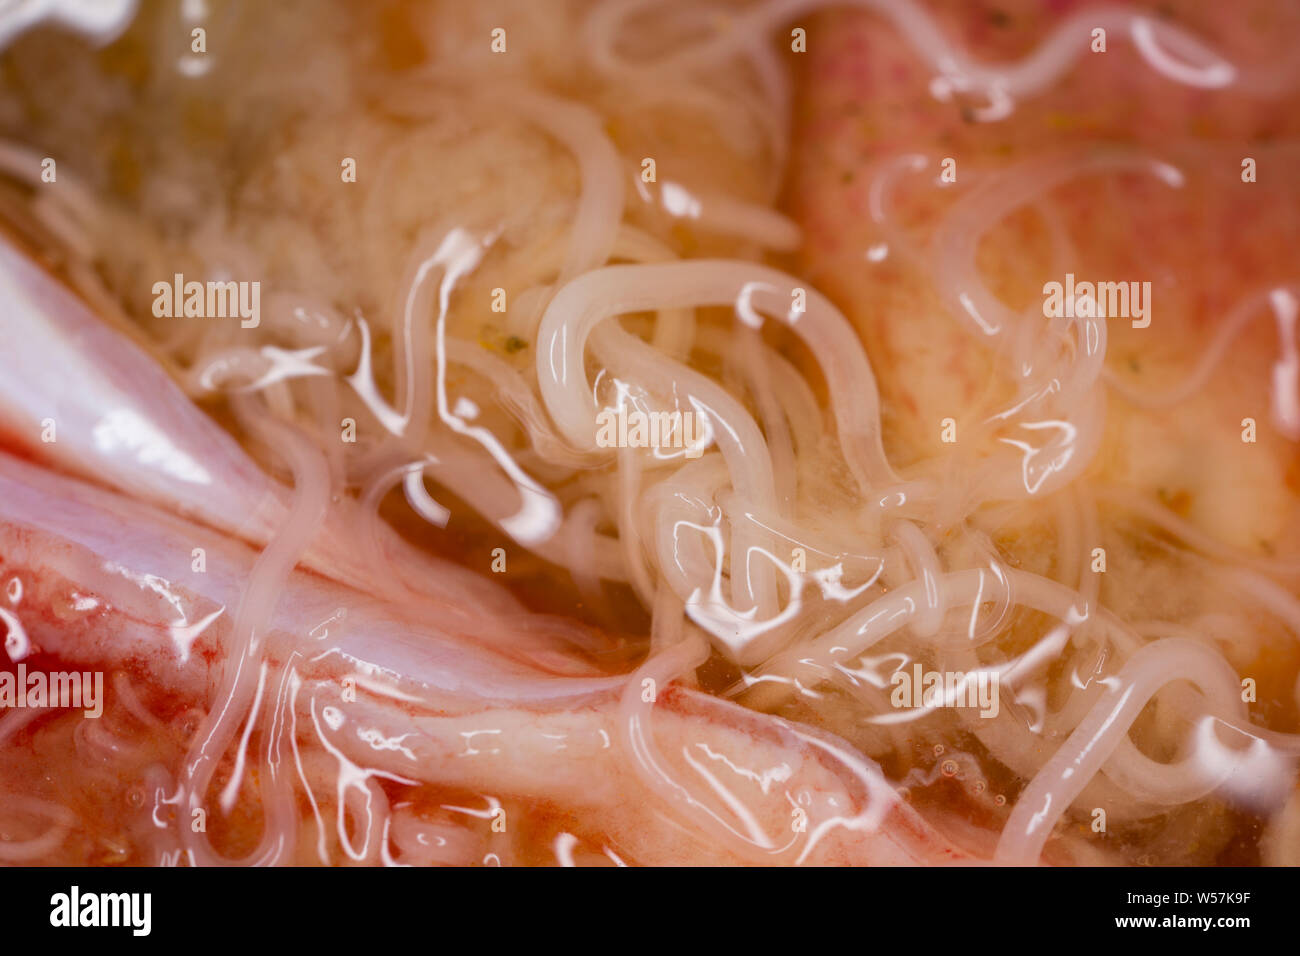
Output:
[0, 0, 1298, 866]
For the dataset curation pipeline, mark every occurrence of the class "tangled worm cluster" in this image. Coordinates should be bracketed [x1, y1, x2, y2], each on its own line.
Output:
[2, 0, 1299, 865]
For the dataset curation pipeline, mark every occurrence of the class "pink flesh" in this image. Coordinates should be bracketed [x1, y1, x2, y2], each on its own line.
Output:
[325, 686, 969, 865]
[789, 0, 1300, 547]
[0, 450, 619, 702]
[0, 232, 521, 620]
[0, 450, 966, 864]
